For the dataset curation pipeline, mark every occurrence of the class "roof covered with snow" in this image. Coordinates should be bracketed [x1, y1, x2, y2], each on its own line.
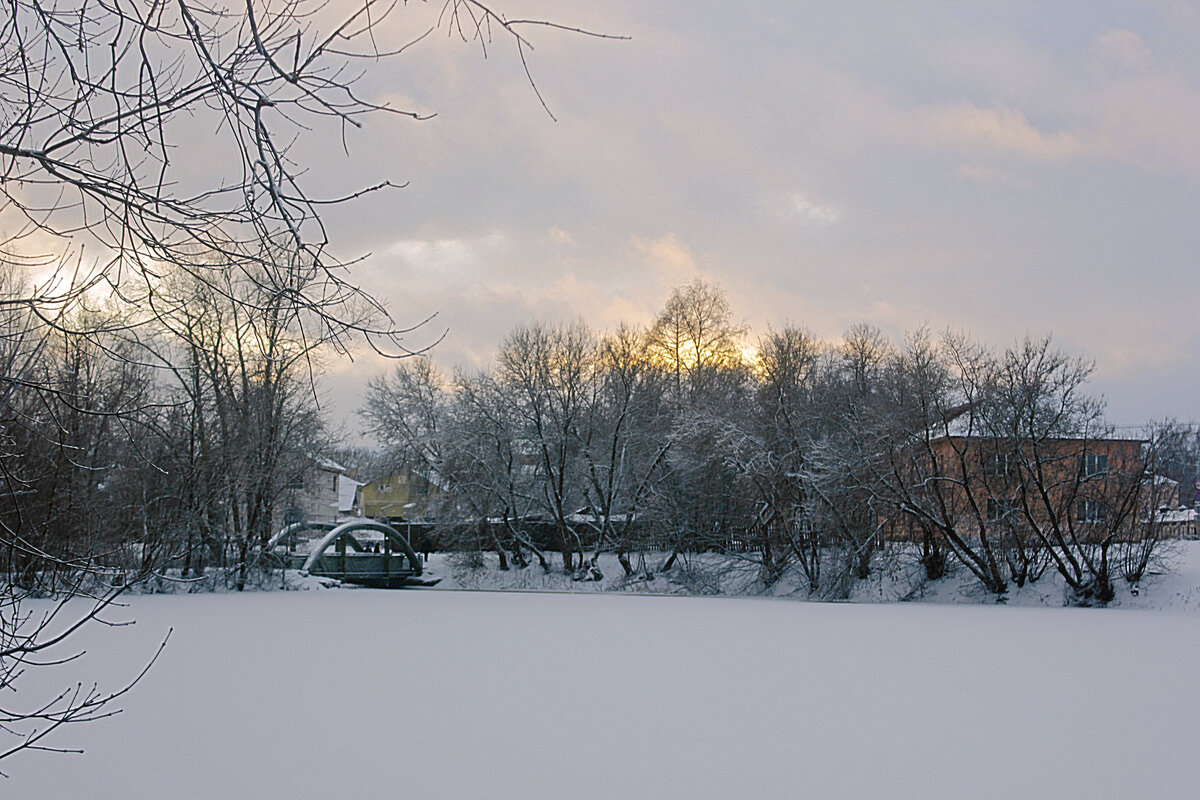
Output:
[1157, 508, 1198, 524]
[317, 457, 348, 474]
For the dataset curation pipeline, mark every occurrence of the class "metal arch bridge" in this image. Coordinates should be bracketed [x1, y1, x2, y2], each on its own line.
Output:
[267, 520, 440, 588]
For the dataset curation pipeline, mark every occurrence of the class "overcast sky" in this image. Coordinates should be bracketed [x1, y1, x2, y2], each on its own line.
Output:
[307, 1, 1200, 434]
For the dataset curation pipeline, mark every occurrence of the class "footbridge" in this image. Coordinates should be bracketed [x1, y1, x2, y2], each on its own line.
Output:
[268, 520, 440, 588]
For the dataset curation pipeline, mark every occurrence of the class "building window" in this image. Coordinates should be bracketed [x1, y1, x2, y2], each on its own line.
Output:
[1076, 498, 1107, 523]
[1078, 453, 1108, 478]
[378, 483, 390, 492]
[285, 475, 304, 492]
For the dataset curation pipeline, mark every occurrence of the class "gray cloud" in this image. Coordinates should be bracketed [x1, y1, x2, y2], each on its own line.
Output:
[309, 1, 1199, 433]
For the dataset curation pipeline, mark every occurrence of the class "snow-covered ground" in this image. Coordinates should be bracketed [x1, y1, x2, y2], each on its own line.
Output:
[7, 568, 1200, 798]
[425, 539, 1200, 611]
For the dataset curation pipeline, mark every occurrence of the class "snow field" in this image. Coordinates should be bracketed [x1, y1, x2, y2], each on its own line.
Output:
[7, 590, 1200, 799]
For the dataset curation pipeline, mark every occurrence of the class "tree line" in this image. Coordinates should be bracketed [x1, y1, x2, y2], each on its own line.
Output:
[0, 247, 337, 595]
[363, 279, 1199, 604]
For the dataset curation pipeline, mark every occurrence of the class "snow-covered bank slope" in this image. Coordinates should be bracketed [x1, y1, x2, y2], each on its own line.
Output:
[422, 539, 1200, 611]
[8, 590, 1200, 799]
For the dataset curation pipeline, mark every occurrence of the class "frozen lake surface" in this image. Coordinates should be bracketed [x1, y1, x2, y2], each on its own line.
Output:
[8, 589, 1200, 799]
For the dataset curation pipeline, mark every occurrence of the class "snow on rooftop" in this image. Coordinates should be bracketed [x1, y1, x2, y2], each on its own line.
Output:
[1158, 507, 1198, 524]
[316, 456, 347, 474]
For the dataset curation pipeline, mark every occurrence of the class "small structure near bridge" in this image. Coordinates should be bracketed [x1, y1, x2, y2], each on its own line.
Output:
[267, 520, 440, 588]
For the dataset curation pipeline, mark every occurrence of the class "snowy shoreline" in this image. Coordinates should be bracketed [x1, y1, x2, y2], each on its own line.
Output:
[90, 540, 1200, 612]
[412, 541, 1200, 612]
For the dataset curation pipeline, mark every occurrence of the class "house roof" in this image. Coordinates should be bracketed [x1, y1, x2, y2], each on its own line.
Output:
[316, 457, 348, 474]
[924, 402, 1146, 445]
[928, 423, 1147, 447]
[1158, 508, 1198, 524]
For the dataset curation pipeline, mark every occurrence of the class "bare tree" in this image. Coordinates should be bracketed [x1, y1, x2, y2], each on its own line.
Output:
[495, 320, 596, 572]
[840, 322, 892, 397]
[362, 358, 448, 477]
[861, 329, 1011, 593]
[715, 326, 823, 587]
[449, 370, 551, 571]
[145, 249, 333, 589]
[988, 337, 1168, 603]
[575, 324, 671, 576]
[646, 278, 747, 402]
[859, 332, 1174, 604]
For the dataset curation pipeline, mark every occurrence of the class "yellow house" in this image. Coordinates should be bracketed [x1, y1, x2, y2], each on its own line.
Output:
[359, 470, 440, 520]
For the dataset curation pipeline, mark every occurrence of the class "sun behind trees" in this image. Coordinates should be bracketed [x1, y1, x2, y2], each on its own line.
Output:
[645, 278, 748, 401]
[363, 279, 1191, 605]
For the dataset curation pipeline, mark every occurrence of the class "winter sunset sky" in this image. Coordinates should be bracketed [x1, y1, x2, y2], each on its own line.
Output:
[306, 1, 1200, 431]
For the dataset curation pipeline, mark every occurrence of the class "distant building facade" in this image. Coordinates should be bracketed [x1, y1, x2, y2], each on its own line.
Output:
[918, 434, 1169, 541]
[359, 470, 441, 521]
[282, 458, 363, 525]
